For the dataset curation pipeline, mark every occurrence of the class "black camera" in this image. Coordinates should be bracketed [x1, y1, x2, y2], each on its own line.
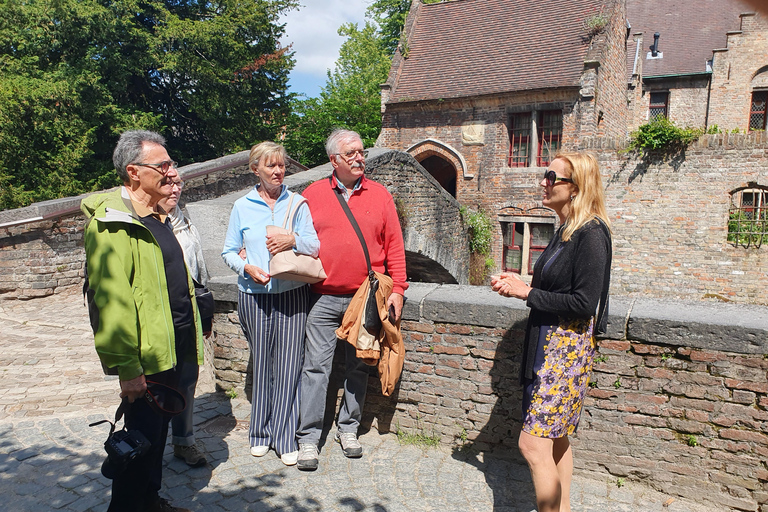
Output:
[100, 428, 151, 479]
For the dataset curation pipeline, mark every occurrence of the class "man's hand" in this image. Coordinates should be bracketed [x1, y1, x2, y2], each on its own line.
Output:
[265, 233, 296, 255]
[119, 374, 147, 403]
[244, 264, 270, 285]
[386, 292, 404, 323]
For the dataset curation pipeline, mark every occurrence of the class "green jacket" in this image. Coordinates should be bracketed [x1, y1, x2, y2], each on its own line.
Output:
[81, 187, 204, 380]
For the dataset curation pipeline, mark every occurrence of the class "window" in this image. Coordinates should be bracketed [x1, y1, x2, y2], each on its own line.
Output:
[728, 185, 768, 248]
[501, 217, 556, 276]
[508, 113, 531, 167]
[507, 108, 563, 168]
[537, 110, 562, 167]
[749, 91, 767, 131]
[649, 91, 669, 121]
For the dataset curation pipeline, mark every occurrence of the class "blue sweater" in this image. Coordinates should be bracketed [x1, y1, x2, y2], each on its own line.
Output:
[222, 185, 320, 294]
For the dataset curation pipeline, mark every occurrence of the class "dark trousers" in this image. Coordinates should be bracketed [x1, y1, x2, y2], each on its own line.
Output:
[107, 326, 193, 512]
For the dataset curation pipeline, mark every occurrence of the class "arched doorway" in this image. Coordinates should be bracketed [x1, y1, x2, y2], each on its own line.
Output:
[406, 139, 468, 198]
[419, 155, 456, 197]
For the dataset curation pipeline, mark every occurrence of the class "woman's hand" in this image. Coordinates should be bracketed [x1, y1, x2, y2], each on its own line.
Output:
[244, 264, 270, 285]
[265, 233, 296, 255]
[490, 272, 531, 300]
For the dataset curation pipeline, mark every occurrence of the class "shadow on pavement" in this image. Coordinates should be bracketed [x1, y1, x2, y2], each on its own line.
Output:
[450, 325, 538, 512]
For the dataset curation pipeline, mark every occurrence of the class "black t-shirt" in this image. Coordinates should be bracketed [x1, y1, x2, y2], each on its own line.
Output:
[139, 214, 194, 332]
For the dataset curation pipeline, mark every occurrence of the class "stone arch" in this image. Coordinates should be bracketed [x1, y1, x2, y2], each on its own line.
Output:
[751, 65, 768, 88]
[406, 139, 471, 198]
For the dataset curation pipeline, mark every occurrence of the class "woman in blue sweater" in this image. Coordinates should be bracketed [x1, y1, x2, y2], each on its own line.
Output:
[222, 142, 320, 466]
[491, 152, 612, 512]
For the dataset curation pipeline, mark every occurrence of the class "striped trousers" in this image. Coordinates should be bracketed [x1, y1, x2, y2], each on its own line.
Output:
[238, 286, 309, 455]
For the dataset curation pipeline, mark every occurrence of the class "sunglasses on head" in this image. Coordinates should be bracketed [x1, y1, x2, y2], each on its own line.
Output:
[544, 170, 574, 187]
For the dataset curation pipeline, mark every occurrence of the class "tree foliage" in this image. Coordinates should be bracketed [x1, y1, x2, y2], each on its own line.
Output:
[282, 0, 410, 168]
[0, 0, 296, 210]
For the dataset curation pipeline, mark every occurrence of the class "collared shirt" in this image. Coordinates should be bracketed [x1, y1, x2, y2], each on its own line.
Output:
[334, 174, 363, 202]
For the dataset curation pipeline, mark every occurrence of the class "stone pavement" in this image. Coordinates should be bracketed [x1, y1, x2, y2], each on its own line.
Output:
[0, 292, 714, 512]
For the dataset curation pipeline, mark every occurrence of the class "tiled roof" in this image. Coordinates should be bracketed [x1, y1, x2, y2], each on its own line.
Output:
[388, 0, 604, 103]
[627, 0, 753, 79]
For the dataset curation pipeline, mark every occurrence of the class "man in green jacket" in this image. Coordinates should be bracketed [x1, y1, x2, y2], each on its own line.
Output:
[81, 130, 204, 512]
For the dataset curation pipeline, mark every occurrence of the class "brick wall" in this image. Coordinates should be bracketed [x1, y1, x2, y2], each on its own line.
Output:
[629, 76, 710, 131]
[210, 282, 768, 512]
[584, 133, 768, 304]
[0, 214, 84, 299]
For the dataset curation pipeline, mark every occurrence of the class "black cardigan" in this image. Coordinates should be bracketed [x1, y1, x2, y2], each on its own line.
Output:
[520, 218, 612, 381]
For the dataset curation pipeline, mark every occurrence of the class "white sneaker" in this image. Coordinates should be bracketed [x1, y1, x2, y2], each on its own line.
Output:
[280, 450, 299, 466]
[250, 445, 269, 457]
[297, 443, 319, 470]
[335, 431, 363, 458]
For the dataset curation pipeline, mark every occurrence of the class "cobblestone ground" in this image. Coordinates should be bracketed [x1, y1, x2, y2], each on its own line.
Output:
[0, 292, 714, 511]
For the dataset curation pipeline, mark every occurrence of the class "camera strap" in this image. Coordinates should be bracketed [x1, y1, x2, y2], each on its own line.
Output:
[89, 397, 129, 435]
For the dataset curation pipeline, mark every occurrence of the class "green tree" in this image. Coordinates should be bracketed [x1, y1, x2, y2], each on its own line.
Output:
[283, 0, 410, 167]
[0, 0, 296, 210]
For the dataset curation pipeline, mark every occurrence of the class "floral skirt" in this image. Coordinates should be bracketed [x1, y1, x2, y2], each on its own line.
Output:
[522, 317, 596, 438]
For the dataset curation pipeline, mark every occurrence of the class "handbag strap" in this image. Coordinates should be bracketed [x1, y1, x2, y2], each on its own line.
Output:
[330, 175, 373, 276]
[279, 193, 295, 229]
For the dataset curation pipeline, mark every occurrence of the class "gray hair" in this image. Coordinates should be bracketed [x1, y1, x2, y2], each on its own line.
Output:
[325, 129, 363, 159]
[112, 130, 166, 182]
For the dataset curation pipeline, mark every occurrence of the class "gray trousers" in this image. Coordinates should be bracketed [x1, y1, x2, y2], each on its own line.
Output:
[296, 293, 369, 445]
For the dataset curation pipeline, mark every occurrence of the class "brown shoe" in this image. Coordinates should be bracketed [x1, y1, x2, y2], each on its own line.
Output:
[145, 496, 191, 512]
[173, 443, 207, 467]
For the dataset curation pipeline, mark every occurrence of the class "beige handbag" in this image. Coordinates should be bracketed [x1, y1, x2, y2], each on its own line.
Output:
[265, 194, 326, 284]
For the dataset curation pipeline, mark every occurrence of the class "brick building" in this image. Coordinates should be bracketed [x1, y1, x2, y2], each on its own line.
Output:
[378, 0, 629, 279]
[626, 0, 767, 132]
[377, 0, 768, 303]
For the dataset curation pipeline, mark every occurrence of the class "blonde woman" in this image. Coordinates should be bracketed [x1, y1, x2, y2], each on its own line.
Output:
[491, 152, 612, 512]
[221, 142, 319, 466]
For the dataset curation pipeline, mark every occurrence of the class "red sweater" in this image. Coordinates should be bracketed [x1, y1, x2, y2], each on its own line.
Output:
[303, 174, 408, 296]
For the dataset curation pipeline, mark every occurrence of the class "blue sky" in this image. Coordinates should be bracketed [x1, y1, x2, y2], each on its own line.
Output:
[279, 1, 368, 98]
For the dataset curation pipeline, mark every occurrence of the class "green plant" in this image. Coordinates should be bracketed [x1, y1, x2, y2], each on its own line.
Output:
[705, 125, 722, 134]
[594, 354, 607, 363]
[616, 478, 625, 488]
[582, 6, 608, 36]
[626, 117, 703, 153]
[686, 434, 698, 447]
[588, 381, 598, 388]
[225, 387, 238, 399]
[613, 377, 622, 389]
[460, 206, 493, 256]
[661, 353, 672, 361]
[395, 422, 441, 448]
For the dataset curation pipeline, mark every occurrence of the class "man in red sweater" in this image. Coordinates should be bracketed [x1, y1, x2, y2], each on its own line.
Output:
[296, 129, 408, 470]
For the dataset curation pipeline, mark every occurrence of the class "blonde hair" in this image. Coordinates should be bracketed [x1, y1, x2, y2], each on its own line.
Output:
[248, 141, 287, 170]
[555, 152, 611, 242]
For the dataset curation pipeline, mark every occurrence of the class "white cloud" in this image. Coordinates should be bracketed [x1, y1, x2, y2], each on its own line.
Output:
[280, 1, 368, 96]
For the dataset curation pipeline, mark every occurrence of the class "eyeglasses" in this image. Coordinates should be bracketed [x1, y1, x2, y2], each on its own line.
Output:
[133, 160, 178, 175]
[334, 149, 368, 160]
[544, 170, 574, 187]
